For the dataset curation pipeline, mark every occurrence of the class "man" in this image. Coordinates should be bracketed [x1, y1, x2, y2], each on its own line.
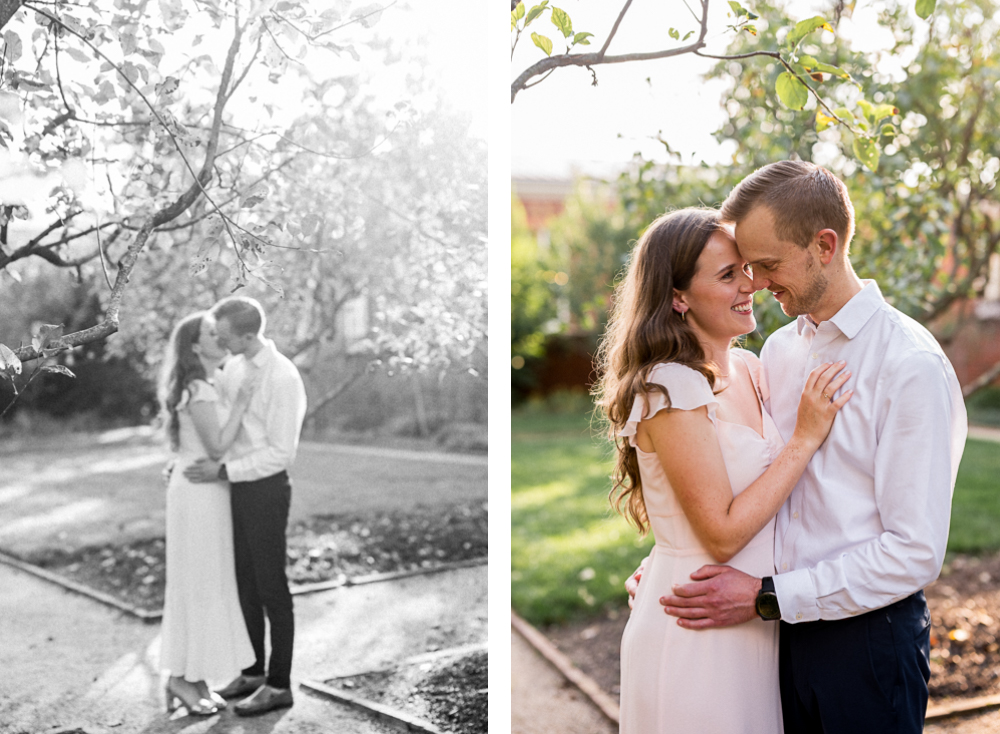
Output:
[631, 161, 967, 733]
[184, 296, 307, 717]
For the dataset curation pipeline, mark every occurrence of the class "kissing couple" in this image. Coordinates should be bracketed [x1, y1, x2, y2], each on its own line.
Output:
[157, 295, 307, 717]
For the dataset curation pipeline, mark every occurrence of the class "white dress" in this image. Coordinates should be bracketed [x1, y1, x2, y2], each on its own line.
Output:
[618, 352, 784, 733]
[159, 379, 254, 681]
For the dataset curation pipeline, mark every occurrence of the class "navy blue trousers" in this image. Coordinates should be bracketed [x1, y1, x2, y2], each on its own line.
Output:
[779, 591, 931, 734]
[231, 471, 294, 690]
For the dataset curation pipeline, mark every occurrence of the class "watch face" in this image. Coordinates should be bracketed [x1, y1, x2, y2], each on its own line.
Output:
[757, 593, 781, 620]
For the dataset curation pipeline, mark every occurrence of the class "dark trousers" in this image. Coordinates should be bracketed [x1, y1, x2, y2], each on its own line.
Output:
[779, 591, 931, 734]
[231, 471, 294, 690]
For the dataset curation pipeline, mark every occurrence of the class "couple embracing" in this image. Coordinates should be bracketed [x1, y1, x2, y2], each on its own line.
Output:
[596, 161, 968, 733]
[157, 296, 306, 717]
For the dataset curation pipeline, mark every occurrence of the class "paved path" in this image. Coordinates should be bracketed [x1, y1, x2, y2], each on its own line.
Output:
[0, 563, 486, 733]
[511, 629, 615, 734]
[968, 424, 1000, 443]
[0, 435, 486, 556]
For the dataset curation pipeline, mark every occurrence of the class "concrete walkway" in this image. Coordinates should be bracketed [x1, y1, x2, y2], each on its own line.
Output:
[0, 562, 486, 733]
[511, 628, 615, 734]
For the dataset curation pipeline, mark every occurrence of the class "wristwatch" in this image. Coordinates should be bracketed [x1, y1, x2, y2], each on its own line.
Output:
[755, 576, 781, 620]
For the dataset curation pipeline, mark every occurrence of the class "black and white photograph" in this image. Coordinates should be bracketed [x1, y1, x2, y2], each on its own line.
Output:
[0, 1, 488, 731]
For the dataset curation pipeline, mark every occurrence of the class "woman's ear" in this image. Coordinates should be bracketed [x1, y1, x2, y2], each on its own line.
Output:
[672, 290, 688, 315]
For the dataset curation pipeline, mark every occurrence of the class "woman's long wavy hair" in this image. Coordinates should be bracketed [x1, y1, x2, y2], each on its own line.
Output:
[593, 208, 727, 535]
[158, 312, 209, 451]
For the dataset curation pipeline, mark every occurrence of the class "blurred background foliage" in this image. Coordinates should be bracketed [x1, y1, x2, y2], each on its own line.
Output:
[511, 0, 1000, 406]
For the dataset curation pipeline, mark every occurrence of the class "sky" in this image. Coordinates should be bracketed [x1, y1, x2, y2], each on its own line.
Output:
[510, 0, 918, 179]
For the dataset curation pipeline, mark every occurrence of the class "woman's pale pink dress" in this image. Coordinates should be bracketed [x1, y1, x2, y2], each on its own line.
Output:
[618, 351, 785, 733]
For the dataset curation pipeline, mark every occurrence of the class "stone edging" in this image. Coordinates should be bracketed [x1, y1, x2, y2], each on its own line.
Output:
[300, 680, 444, 733]
[927, 692, 1000, 721]
[511, 609, 620, 725]
[302, 640, 487, 732]
[0, 550, 487, 623]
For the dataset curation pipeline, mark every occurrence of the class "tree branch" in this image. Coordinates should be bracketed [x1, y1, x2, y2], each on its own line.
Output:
[511, 0, 710, 102]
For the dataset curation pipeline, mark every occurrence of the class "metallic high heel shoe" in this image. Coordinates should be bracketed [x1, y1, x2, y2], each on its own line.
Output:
[165, 678, 219, 716]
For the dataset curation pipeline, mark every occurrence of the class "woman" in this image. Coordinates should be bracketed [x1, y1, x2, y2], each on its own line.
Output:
[594, 208, 852, 733]
[157, 312, 257, 715]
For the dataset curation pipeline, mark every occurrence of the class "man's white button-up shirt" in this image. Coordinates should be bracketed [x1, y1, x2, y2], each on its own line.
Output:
[217, 338, 307, 483]
[761, 281, 967, 623]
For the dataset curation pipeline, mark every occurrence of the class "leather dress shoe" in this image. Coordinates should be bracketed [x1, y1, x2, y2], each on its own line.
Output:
[215, 674, 267, 699]
[234, 684, 294, 717]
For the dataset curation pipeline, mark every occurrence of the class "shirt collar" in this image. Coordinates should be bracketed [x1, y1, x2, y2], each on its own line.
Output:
[250, 338, 275, 367]
[795, 280, 883, 339]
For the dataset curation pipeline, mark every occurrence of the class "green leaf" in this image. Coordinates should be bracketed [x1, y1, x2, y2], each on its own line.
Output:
[775, 72, 809, 110]
[728, 1, 748, 18]
[0, 344, 21, 376]
[524, 1, 548, 26]
[880, 124, 897, 139]
[240, 183, 270, 209]
[834, 106, 855, 122]
[531, 32, 552, 56]
[63, 47, 91, 64]
[32, 324, 63, 353]
[785, 16, 834, 50]
[745, 24, 757, 36]
[572, 32, 593, 46]
[669, 28, 680, 40]
[3, 30, 23, 63]
[873, 103, 899, 123]
[915, 0, 936, 19]
[853, 136, 880, 172]
[41, 364, 75, 378]
[514, 1, 525, 20]
[815, 109, 837, 132]
[856, 98, 875, 125]
[683, 30, 694, 40]
[550, 7, 573, 38]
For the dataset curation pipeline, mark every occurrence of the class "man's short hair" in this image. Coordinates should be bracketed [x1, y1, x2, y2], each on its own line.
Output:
[720, 160, 855, 249]
[212, 296, 265, 337]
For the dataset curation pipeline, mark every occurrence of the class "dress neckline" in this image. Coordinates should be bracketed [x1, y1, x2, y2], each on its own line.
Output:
[714, 350, 767, 441]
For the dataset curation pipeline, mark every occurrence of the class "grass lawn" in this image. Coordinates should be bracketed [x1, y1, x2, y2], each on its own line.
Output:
[511, 409, 652, 627]
[512, 409, 1000, 627]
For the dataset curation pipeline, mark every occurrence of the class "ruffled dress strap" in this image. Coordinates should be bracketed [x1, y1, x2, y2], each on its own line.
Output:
[620, 362, 719, 448]
[177, 379, 218, 411]
[733, 348, 768, 404]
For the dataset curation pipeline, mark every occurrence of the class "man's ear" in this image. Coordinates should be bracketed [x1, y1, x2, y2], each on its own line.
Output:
[815, 229, 839, 265]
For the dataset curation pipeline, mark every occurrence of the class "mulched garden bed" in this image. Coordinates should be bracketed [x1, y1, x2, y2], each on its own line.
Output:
[325, 650, 487, 733]
[15, 501, 487, 613]
[544, 552, 1000, 707]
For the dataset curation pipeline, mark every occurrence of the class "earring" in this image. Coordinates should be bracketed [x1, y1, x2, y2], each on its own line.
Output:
[680, 310, 686, 322]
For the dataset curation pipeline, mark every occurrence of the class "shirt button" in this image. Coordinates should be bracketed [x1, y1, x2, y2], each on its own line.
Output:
[782, 562, 788, 570]
[811, 352, 819, 359]
[793, 512, 799, 519]
[796, 612, 803, 620]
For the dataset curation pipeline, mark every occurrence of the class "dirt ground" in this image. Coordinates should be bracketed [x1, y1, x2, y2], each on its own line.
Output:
[544, 552, 1000, 730]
